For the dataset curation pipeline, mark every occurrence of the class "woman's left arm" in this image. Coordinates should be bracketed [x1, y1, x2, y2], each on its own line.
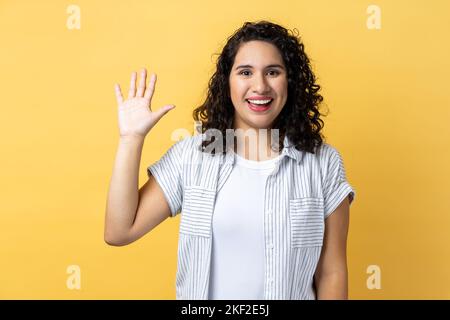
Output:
[314, 195, 351, 300]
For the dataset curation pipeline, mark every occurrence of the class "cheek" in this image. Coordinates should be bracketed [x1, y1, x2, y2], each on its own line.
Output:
[229, 81, 244, 111]
[229, 78, 237, 96]
[230, 80, 246, 99]
[275, 81, 288, 100]
[277, 77, 288, 91]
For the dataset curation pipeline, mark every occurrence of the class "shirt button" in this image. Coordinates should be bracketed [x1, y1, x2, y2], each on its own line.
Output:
[266, 210, 272, 215]
[268, 244, 274, 249]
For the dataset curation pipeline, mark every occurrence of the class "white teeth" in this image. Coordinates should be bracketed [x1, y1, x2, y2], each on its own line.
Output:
[247, 99, 272, 105]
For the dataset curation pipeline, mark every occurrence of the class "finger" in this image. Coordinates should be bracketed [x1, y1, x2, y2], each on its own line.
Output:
[128, 71, 137, 99]
[114, 83, 124, 105]
[144, 73, 157, 102]
[136, 68, 147, 97]
[153, 104, 176, 121]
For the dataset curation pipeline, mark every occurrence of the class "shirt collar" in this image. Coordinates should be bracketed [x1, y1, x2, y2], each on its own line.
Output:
[224, 135, 304, 166]
[281, 135, 304, 164]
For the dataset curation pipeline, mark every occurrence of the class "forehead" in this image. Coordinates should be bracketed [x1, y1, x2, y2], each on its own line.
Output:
[233, 40, 284, 66]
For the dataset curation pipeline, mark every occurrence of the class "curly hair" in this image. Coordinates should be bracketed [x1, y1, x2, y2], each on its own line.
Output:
[192, 20, 327, 155]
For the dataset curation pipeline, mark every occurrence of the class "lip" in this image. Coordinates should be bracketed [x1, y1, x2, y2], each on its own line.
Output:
[247, 100, 272, 112]
[246, 96, 273, 100]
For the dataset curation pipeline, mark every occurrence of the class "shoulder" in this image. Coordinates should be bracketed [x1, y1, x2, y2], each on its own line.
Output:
[315, 143, 351, 185]
[166, 133, 207, 161]
[316, 142, 341, 160]
[304, 142, 347, 180]
[303, 142, 342, 165]
[178, 133, 204, 153]
[167, 133, 201, 151]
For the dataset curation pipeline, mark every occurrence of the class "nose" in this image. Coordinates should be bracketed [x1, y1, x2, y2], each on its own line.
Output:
[252, 72, 270, 93]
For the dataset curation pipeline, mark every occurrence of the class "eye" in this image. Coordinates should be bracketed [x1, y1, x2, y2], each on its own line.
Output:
[238, 69, 281, 76]
[268, 70, 280, 76]
[239, 70, 251, 76]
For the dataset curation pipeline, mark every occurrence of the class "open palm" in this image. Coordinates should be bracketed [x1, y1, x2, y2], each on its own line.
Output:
[115, 69, 175, 138]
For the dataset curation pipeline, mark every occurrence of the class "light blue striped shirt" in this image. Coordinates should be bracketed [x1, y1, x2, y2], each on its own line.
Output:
[147, 133, 356, 300]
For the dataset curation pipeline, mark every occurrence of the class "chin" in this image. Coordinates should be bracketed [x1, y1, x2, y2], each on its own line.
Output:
[244, 119, 275, 130]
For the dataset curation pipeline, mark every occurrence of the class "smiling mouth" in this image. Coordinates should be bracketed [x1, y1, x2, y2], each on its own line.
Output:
[246, 99, 273, 111]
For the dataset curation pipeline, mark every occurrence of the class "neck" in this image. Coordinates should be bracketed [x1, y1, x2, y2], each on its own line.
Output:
[233, 128, 281, 161]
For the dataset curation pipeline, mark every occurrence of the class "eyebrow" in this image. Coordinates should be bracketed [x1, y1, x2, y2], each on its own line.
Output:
[235, 64, 285, 70]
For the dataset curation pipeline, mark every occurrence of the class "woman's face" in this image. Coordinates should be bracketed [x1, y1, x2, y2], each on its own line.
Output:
[229, 40, 288, 132]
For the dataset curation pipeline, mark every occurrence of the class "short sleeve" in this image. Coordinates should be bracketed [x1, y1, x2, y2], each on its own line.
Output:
[322, 146, 356, 219]
[147, 138, 186, 218]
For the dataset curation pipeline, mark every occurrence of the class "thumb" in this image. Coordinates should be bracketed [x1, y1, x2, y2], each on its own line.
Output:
[154, 104, 176, 120]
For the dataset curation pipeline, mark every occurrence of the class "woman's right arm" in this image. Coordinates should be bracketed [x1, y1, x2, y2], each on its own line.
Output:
[104, 68, 176, 246]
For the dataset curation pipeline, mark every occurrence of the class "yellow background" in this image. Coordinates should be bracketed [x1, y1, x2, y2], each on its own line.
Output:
[1, 0, 449, 299]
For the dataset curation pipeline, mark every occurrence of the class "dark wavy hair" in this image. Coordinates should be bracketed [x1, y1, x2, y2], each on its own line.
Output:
[192, 20, 327, 155]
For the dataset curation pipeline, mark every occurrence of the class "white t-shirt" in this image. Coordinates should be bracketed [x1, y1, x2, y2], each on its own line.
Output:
[208, 150, 283, 300]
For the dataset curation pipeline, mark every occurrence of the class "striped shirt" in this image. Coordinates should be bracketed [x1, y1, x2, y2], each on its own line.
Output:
[147, 133, 356, 300]
[208, 150, 283, 299]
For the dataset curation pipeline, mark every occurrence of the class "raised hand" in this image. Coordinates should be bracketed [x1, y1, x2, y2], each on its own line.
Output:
[114, 68, 175, 138]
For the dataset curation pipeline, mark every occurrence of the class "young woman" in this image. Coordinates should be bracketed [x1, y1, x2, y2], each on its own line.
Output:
[105, 21, 356, 300]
